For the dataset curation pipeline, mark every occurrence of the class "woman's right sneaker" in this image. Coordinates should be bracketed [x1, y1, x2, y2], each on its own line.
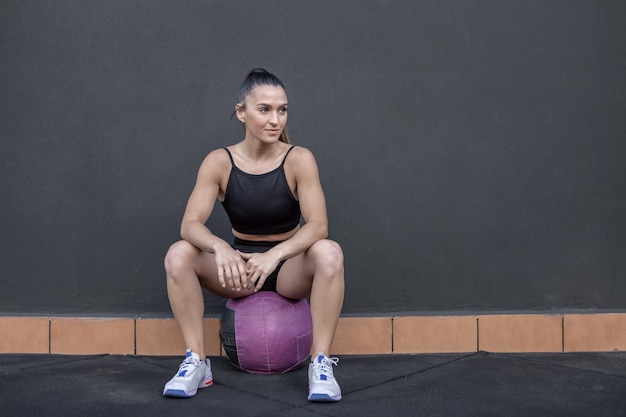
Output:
[163, 349, 213, 398]
[308, 353, 342, 402]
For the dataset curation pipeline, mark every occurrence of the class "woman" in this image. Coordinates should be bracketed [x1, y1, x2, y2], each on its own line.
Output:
[162, 68, 345, 402]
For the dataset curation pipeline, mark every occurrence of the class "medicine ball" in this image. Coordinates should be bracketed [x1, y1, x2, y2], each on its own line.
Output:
[220, 291, 313, 374]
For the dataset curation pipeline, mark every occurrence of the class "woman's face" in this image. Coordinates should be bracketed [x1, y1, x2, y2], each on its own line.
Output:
[237, 84, 288, 144]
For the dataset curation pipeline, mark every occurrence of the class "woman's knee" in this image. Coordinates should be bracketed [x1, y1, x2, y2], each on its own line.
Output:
[164, 240, 200, 275]
[308, 239, 344, 275]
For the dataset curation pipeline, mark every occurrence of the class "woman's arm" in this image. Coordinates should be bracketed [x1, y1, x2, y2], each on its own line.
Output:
[242, 147, 329, 290]
[180, 149, 248, 290]
[180, 150, 226, 251]
[271, 146, 329, 259]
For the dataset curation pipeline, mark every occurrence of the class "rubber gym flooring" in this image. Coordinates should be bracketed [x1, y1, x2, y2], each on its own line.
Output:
[2, 351, 626, 416]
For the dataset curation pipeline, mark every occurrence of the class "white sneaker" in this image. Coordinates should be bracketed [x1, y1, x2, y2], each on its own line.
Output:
[163, 349, 213, 398]
[308, 352, 342, 402]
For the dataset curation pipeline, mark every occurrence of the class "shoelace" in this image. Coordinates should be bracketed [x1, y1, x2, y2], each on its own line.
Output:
[314, 357, 339, 380]
[177, 356, 201, 376]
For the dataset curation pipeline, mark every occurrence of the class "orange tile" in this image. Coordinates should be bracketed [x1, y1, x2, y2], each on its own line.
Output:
[0, 317, 49, 353]
[393, 316, 477, 353]
[564, 313, 626, 352]
[14, 312, 626, 356]
[330, 317, 392, 354]
[50, 318, 134, 355]
[136, 318, 221, 356]
[478, 314, 562, 353]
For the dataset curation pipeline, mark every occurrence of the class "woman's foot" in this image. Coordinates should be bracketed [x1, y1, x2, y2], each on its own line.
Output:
[163, 350, 213, 398]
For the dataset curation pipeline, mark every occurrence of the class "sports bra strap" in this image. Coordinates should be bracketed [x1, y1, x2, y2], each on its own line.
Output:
[281, 145, 296, 166]
[223, 147, 235, 165]
[224, 146, 296, 168]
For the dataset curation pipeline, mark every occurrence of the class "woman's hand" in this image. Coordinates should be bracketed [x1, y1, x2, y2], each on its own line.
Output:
[214, 243, 249, 291]
[238, 250, 282, 291]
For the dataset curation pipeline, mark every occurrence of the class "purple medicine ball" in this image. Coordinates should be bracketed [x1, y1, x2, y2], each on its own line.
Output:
[220, 291, 313, 374]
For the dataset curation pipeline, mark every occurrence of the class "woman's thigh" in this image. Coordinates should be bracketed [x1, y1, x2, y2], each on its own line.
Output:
[169, 240, 256, 299]
[276, 239, 343, 299]
[276, 251, 314, 300]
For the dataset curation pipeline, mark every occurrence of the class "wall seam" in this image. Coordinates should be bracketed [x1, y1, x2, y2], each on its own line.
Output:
[476, 316, 480, 352]
[48, 317, 51, 354]
[561, 314, 565, 353]
[390, 316, 395, 353]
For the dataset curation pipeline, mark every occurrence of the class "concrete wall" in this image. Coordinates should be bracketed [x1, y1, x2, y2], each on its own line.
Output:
[2, 0, 626, 316]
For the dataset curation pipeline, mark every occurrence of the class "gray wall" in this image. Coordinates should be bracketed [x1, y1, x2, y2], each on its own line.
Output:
[2, 1, 625, 316]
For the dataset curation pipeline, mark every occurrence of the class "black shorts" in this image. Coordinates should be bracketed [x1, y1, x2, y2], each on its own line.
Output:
[231, 237, 286, 292]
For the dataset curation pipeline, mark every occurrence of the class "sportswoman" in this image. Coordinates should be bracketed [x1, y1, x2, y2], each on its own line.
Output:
[162, 68, 345, 402]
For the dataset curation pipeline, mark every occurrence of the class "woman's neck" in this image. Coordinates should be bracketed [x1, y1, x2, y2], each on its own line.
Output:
[238, 138, 285, 161]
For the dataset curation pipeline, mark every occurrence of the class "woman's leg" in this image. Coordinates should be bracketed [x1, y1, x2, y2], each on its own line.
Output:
[164, 240, 253, 360]
[277, 239, 345, 356]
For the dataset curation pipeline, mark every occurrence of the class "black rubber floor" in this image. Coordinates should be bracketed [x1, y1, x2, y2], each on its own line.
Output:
[2, 351, 626, 416]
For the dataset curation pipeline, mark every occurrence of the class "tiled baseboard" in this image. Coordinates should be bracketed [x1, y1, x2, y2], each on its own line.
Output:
[1, 313, 626, 355]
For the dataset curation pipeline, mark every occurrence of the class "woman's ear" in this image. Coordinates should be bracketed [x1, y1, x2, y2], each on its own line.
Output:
[235, 103, 245, 123]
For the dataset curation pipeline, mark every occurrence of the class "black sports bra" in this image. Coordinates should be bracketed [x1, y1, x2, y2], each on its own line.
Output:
[221, 146, 301, 235]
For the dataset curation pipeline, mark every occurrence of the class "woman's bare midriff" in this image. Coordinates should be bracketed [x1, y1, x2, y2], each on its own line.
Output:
[232, 225, 300, 242]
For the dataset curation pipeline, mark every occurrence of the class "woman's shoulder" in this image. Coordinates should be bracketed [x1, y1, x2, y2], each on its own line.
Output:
[202, 147, 231, 164]
[285, 145, 319, 175]
[197, 147, 232, 176]
[288, 144, 315, 161]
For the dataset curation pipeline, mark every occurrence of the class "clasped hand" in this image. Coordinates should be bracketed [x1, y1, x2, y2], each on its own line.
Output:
[215, 246, 280, 292]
